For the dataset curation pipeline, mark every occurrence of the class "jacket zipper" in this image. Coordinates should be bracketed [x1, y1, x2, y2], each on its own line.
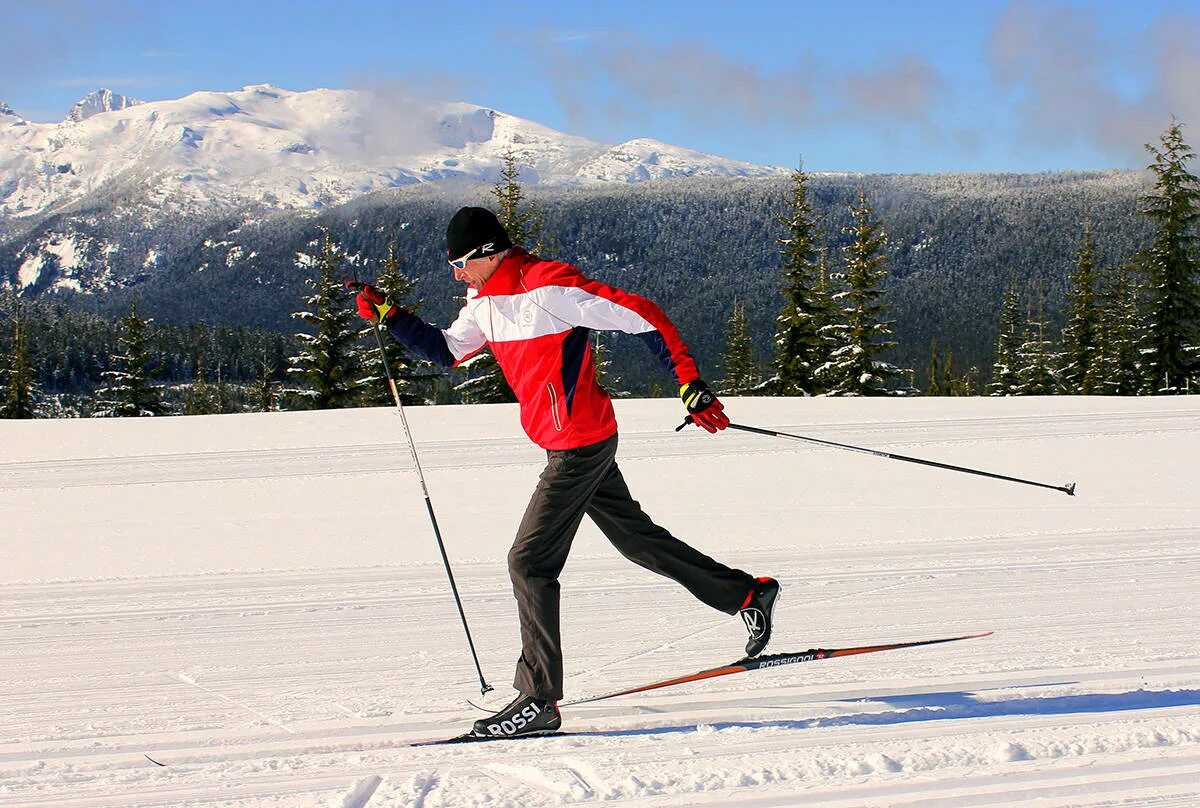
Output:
[546, 383, 564, 432]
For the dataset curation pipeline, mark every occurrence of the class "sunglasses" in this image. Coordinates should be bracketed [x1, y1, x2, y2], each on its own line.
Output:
[448, 247, 480, 271]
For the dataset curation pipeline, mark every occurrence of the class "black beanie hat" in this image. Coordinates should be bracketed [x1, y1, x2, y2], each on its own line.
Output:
[446, 206, 513, 259]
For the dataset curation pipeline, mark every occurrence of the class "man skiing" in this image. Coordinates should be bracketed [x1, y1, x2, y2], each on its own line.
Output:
[351, 206, 780, 738]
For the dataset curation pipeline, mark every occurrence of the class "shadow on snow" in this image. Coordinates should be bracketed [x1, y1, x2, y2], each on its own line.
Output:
[570, 688, 1200, 739]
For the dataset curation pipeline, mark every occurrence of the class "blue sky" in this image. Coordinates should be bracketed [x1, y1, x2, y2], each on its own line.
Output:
[3, 0, 1198, 173]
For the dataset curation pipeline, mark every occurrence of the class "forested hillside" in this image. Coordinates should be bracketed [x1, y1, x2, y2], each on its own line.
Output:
[2, 170, 1151, 397]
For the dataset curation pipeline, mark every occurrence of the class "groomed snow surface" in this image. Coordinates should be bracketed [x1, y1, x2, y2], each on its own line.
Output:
[1, 396, 1197, 807]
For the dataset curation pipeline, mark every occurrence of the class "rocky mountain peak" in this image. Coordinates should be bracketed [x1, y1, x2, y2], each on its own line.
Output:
[68, 89, 143, 123]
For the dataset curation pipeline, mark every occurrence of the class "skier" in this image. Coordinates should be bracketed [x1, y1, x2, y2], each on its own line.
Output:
[351, 206, 780, 738]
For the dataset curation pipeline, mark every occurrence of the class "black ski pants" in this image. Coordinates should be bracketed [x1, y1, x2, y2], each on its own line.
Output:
[508, 433, 755, 701]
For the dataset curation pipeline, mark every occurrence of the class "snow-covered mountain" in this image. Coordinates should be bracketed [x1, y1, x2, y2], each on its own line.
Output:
[67, 88, 143, 123]
[0, 84, 783, 221]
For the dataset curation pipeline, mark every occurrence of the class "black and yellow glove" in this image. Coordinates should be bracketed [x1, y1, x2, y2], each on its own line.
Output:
[680, 380, 730, 433]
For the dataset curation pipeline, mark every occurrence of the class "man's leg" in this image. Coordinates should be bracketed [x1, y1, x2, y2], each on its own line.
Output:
[585, 449, 756, 616]
[509, 435, 619, 701]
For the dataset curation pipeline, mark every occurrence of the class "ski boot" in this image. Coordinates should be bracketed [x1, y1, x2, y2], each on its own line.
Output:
[739, 576, 780, 657]
[471, 693, 561, 738]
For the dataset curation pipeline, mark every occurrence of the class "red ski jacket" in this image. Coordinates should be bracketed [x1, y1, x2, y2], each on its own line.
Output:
[387, 248, 701, 450]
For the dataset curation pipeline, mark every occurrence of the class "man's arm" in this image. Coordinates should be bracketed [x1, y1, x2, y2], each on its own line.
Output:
[388, 305, 487, 367]
[533, 263, 700, 386]
[533, 263, 729, 432]
[351, 283, 486, 367]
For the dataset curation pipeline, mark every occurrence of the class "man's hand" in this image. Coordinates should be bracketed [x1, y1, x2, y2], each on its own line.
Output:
[347, 282, 399, 324]
[680, 380, 729, 433]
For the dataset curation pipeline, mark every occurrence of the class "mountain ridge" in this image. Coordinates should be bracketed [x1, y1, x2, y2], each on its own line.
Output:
[0, 84, 785, 223]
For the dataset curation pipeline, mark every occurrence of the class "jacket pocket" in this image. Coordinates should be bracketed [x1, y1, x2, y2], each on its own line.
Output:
[545, 383, 565, 432]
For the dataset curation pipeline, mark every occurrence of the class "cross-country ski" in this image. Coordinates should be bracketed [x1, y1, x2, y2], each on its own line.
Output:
[565, 631, 994, 705]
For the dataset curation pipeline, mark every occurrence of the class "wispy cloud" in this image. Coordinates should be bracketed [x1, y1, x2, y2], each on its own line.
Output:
[533, 27, 817, 137]
[529, 26, 945, 150]
[987, 1, 1200, 161]
[837, 56, 946, 126]
[345, 71, 468, 160]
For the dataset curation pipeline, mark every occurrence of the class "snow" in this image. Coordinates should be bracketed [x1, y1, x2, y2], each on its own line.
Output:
[42, 234, 85, 272]
[16, 252, 43, 288]
[0, 395, 1197, 806]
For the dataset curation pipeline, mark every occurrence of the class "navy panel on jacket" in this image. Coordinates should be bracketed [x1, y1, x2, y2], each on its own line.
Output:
[560, 327, 591, 415]
[388, 311, 456, 367]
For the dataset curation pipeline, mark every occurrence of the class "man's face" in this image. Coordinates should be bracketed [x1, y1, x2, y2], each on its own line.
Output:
[452, 254, 499, 289]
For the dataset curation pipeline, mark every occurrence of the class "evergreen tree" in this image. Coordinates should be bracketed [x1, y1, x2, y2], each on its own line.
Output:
[1138, 119, 1200, 393]
[1014, 290, 1057, 395]
[717, 297, 760, 395]
[1059, 222, 1103, 393]
[494, 149, 549, 252]
[1089, 260, 1144, 395]
[184, 363, 222, 415]
[926, 340, 943, 396]
[767, 167, 832, 395]
[285, 232, 368, 409]
[361, 243, 441, 406]
[927, 342, 976, 395]
[818, 189, 907, 396]
[1, 304, 38, 419]
[252, 354, 277, 412]
[987, 279, 1023, 396]
[454, 352, 516, 404]
[91, 301, 165, 417]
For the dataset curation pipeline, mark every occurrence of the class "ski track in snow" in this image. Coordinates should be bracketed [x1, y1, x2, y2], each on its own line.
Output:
[0, 397, 1197, 806]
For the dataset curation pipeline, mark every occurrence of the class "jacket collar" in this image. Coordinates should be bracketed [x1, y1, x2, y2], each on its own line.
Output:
[476, 246, 531, 295]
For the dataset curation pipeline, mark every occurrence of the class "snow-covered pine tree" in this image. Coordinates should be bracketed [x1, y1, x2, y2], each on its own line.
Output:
[1138, 119, 1200, 394]
[1088, 260, 1144, 395]
[360, 243, 441, 406]
[91, 301, 165, 417]
[817, 189, 907, 396]
[765, 167, 832, 395]
[284, 232, 369, 410]
[494, 149, 549, 253]
[717, 297, 760, 395]
[1014, 289, 1058, 395]
[453, 352, 515, 404]
[987, 279, 1023, 396]
[1, 304, 38, 419]
[1059, 222, 1102, 394]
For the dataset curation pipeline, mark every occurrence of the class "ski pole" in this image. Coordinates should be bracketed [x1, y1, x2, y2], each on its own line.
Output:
[677, 417, 1076, 496]
[348, 282, 493, 695]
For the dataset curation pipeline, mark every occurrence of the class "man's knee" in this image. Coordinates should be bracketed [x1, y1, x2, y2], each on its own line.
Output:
[508, 542, 550, 583]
